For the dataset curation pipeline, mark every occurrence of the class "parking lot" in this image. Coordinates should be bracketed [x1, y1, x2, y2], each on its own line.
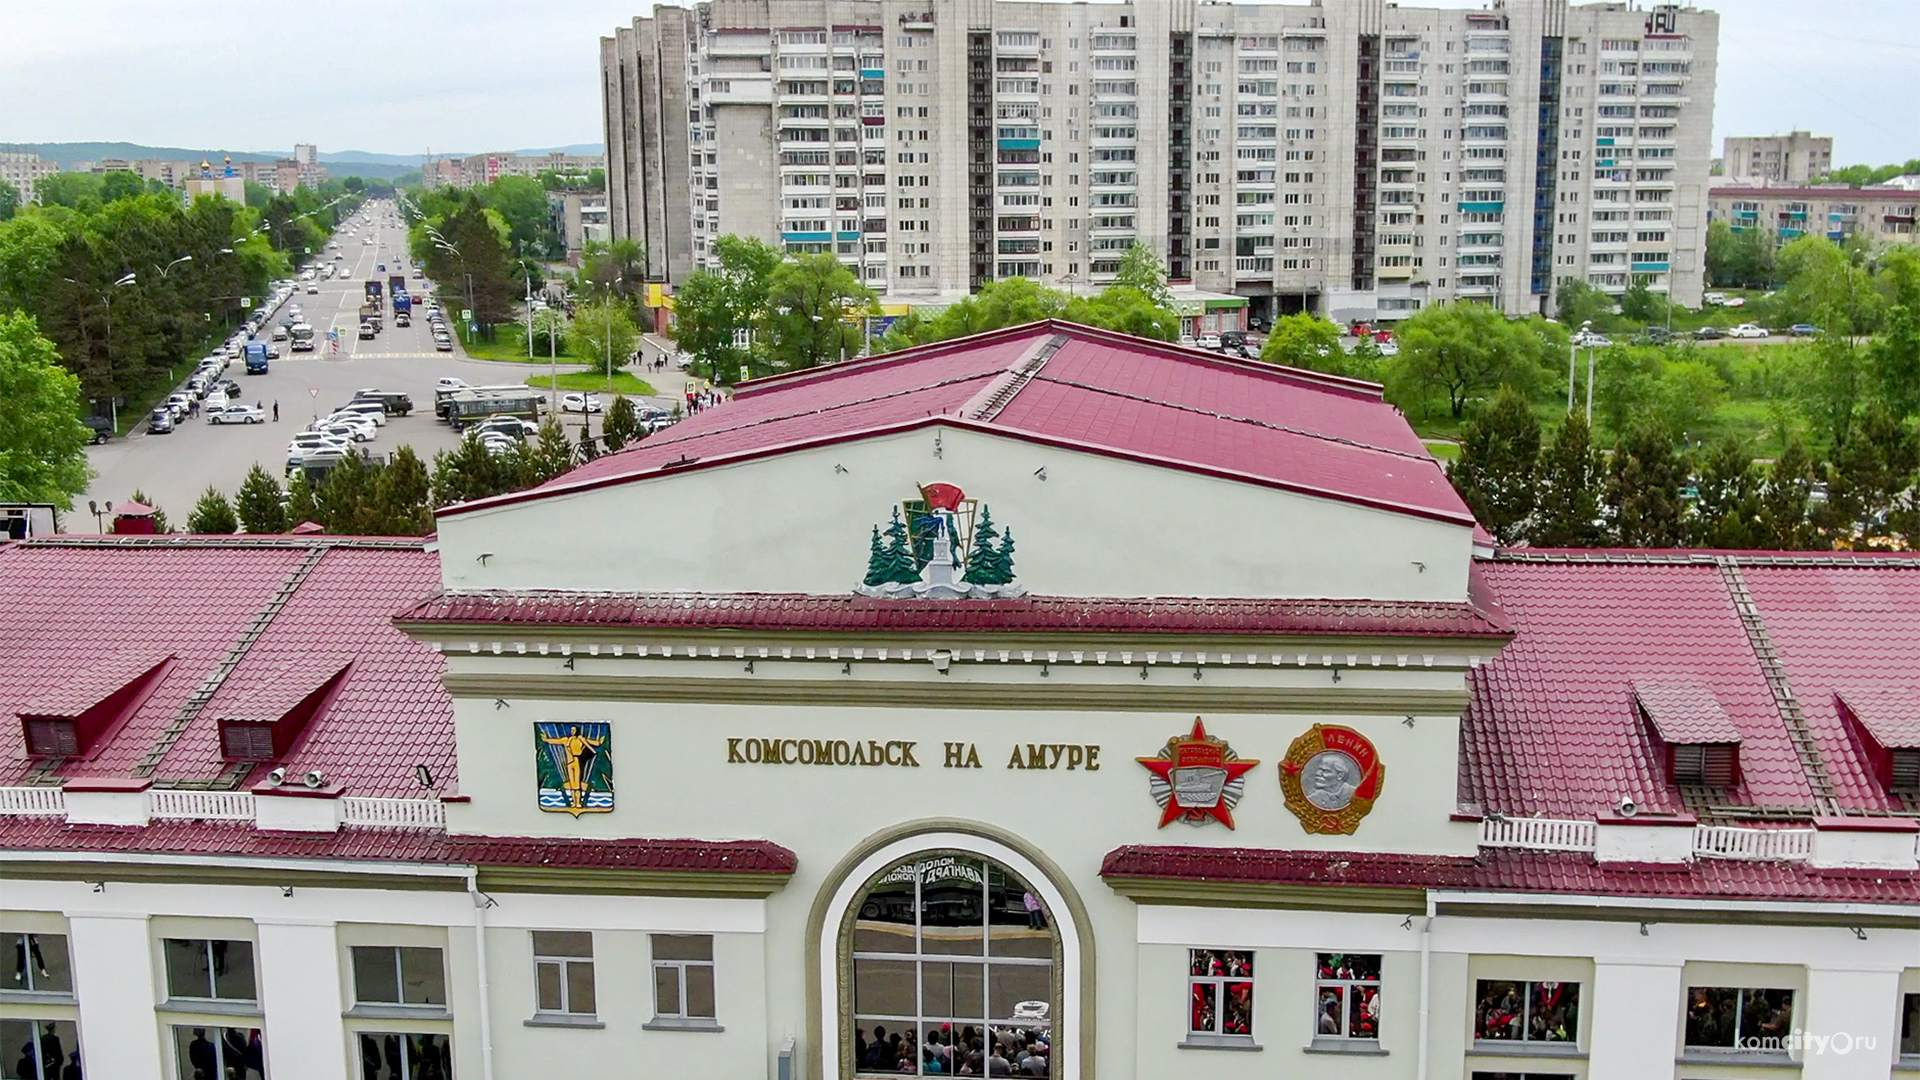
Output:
[73, 208, 682, 523]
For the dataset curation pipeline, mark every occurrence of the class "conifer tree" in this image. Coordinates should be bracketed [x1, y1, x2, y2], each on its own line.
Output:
[1822, 403, 1918, 546]
[863, 525, 890, 587]
[372, 446, 434, 535]
[1605, 422, 1689, 547]
[234, 465, 287, 534]
[1757, 438, 1824, 550]
[962, 505, 1004, 585]
[284, 471, 320, 530]
[1532, 412, 1606, 547]
[186, 486, 238, 534]
[128, 489, 169, 533]
[1447, 386, 1542, 544]
[602, 395, 640, 452]
[1691, 436, 1763, 549]
[878, 506, 920, 584]
[993, 528, 1017, 584]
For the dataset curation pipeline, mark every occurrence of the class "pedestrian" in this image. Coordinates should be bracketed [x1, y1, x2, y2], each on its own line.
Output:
[273, 401, 280, 422]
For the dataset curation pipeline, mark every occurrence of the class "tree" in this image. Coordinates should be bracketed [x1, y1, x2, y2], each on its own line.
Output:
[1756, 438, 1823, 550]
[532, 419, 575, 482]
[0, 179, 17, 223]
[1447, 386, 1542, 544]
[1063, 285, 1180, 341]
[904, 277, 1067, 345]
[1260, 313, 1344, 371]
[0, 312, 91, 506]
[128, 489, 170, 534]
[186, 486, 239, 534]
[1776, 235, 1879, 334]
[1821, 403, 1918, 546]
[234, 464, 287, 534]
[1554, 277, 1615, 331]
[1655, 358, 1727, 439]
[370, 445, 434, 535]
[1111, 241, 1172, 308]
[478, 175, 559, 258]
[284, 471, 320, 529]
[760, 253, 876, 372]
[425, 194, 516, 339]
[1532, 411, 1607, 547]
[1389, 301, 1542, 417]
[602, 395, 640, 452]
[962, 506, 1010, 586]
[670, 234, 782, 382]
[1619, 280, 1666, 325]
[1691, 437, 1763, 549]
[313, 454, 377, 533]
[574, 237, 646, 303]
[1870, 247, 1920, 419]
[528, 307, 567, 356]
[571, 300, 639, 375]
[1606, 422, 1689, 547]
[1705, 219, 1776, 290]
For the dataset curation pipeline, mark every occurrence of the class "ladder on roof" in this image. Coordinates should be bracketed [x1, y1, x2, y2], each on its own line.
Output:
[1715, 557, 1839, 816]
[132, 545, 330, 780]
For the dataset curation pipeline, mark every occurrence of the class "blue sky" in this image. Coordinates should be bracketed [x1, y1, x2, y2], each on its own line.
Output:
[2, 0, 1915, 164]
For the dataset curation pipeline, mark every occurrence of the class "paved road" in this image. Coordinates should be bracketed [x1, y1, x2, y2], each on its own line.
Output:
[72, 205, 685, 525]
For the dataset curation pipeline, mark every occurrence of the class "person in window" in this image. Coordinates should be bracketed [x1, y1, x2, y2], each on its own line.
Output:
[1022, 891, 1045, 930]
[242, 1031, 263, 1080]
[1224, 982, 1252, 1035]
[359, 1037, 381, 1080]
[61, 1050, 81, 1080]
[37, 1024, 62, 1079]
[1318, 989, 1342, 1035]
[14, 1044, 35, 1080]
[187, 1029, 217, 1080]
[221, 1029, 249, 1079]
[13, 936, 47, 984]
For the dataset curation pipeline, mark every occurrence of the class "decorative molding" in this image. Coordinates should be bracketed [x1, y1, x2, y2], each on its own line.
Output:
[1102, 876, 1431, 915]
[474, 865, 792, 898]
[0, 859, 464, 892]
[441, 673, 1470, 715]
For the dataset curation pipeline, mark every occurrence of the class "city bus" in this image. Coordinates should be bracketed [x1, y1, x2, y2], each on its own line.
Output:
[289, 323, 316, 352]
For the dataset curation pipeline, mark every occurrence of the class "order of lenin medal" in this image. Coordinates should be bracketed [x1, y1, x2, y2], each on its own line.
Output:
[1279, 724, 1384, 834]
[1138, 718, 1259, 828]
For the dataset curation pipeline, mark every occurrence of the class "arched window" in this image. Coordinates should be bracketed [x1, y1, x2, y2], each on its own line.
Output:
[847, 853, 1057, 1078]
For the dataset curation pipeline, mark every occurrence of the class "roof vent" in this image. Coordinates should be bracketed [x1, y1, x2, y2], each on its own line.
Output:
[1633, 681, 1743, 789]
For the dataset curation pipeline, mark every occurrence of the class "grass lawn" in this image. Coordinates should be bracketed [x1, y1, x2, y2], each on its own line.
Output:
[1423, 439, 1461, 463]
[525, 370, 658, 396]
[458, 323, 590, 364]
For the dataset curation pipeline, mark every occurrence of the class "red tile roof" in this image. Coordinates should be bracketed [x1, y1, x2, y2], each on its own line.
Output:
[20, 652, 172, 718]
[1102, 845, 1920, 904]
[1835, 687, 1920, 750]
[1632, 681, 1744, 744]
[445, 321, 1471, 524]
[0, 537, 452, 799]
[398, 590, 1510, 639]
[0, 817, 795, 874]
[1466, 551, 1920, 818]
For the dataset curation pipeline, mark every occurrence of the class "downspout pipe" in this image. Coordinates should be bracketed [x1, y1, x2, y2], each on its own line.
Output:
[467, 867, 496, 1080]
[1416, 893, 1435, 1080]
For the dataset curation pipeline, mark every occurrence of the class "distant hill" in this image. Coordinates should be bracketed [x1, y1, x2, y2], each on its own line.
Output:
[2, 141, 602, 182]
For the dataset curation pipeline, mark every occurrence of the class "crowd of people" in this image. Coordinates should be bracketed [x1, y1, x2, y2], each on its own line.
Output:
[854, 1023, 1051, 1076]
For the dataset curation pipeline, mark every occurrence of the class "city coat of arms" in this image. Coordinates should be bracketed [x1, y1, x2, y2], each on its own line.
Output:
[1137, 718, 1259, 828]
[856, 481, 1025, 599]
[536, 722, 614, 816]
[1279, 724, 1385, 834]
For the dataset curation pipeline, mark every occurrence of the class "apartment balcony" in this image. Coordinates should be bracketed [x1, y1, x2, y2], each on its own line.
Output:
[1377, 263, 1415, 280]
[1457, 200, 1505, 213]
[1234, 256, 1275, 273]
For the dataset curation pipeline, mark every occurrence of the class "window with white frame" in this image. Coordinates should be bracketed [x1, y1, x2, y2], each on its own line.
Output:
[532, 931, 596, 1017]
[1314, 954, 1380, 1041]
[351, 946, 446, 1007]
[1684, 987, 1793, 1051]
[355, 1033, 451, 1079]
[164, 939, 256, 1002]
[1474, 980, 1578, 1043]
[6, 933, 72, 994]
[1188, 950, 1254, 1038]
[1902, 993, 1920, 1056]
[651, 935, 717, 1024]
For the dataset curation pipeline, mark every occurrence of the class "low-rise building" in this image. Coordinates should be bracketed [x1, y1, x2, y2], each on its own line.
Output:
[7, 324, 1920, 1080]
[1709, 183, 1919, 246]
[459, 151, 604, 187]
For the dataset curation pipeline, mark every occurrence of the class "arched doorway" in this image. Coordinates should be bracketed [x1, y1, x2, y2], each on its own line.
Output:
[814, 827, 1088, 1080]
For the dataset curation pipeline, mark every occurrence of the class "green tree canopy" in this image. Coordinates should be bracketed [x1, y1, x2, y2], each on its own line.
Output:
[234, 464, 287, 534]
[760, 252, 876, 372]
[1388, 301, 1545, 417]
[0, 179, 18, 223]
[1110, 241, 1171, 308]
[571, 300, 639, 374]
[1447, 386, 1542, 544]
[670, 234, 782, 382]
[1259, 313, 1344, 372]
[0, 312, 92, 506]
[187, 486, 239, 534]
[1532, 411, 1607, 547]
[1063, 285, 1179, 341]
[1605, 422, 1689, 547]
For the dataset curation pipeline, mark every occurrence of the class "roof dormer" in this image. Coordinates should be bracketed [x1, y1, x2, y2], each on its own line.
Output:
[1633, 681, 1743, 789]
[1834, 687, 1920, 795]
[17, 653, 173, 759]
[213, 659, 351, 763]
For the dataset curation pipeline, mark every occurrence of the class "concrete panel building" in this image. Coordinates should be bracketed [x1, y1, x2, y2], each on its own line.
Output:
[601, 0, 1719, 318]
[1723, 131, 1832, 186]
[0, 151, 59, 205]
[1709, 184, 1920, 247]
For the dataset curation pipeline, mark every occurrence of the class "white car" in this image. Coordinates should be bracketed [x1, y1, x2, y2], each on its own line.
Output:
[318, 421, 374, 444]
[479, 433, 520, 456]
[1727, 323, 1769, 339]
[289, 433, 351, 455]
[437, 377, 471, 391]
[1196, 333, 1223, 350]
[322, 413, 378, 439]
[472, 416, 538, 439]
[560, 392, 604, 414]
[1721, 296, 1746, 308]
[209, 404, 264, 425]
[1571, 330, 1611, 348]
[306, 284, 319, 295]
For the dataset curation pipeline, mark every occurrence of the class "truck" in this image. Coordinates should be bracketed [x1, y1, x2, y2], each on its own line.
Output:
[392, 292, 412, 316]
[365, 280, 382, 300]
[388, 274, 405, 296]
[244, 342, 270, 374]
[358, 304, 382, 333]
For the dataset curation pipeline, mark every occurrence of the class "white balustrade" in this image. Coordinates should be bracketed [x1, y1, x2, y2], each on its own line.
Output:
[1479, 816, 1597, 852]
[1692, 825, 1814, 861]
[0, 786, 66, 816]
[341, 797, 446, 829]
[148, 789, 254, 821]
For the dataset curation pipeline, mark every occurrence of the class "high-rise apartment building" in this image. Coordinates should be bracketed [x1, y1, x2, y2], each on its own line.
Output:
[0, 151, 59, 205]
[603, 0, 1717, 320]
[1723, 130, 1831, 186]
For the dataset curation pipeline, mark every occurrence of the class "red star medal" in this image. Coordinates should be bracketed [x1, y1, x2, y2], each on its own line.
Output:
[1138, 717, 1260, 828]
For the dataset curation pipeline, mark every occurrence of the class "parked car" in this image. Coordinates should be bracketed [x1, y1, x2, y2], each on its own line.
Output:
[1195, 333, 1222, 350]
[1694, 325, 1727, 340]
[561, 393, 604, 414]
[318, 421, 373, 444]
[434, 337, 453, 352]
[1702, 291, 1728, 306]
[1571, 330, 1611, 348]
[147, 408, 174, 434]
[358, 323, 376, 340]
[479, 433, 520, 457]
[437, 378, 472, 391]
[1633, 326, 1674, 345]
[209, 404, 265, 425]
[1727, 323, 1769, 339]
[1788, 323, 1821, 337]
[473, 416, 539, 439]
[82, 416, 114, 444]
